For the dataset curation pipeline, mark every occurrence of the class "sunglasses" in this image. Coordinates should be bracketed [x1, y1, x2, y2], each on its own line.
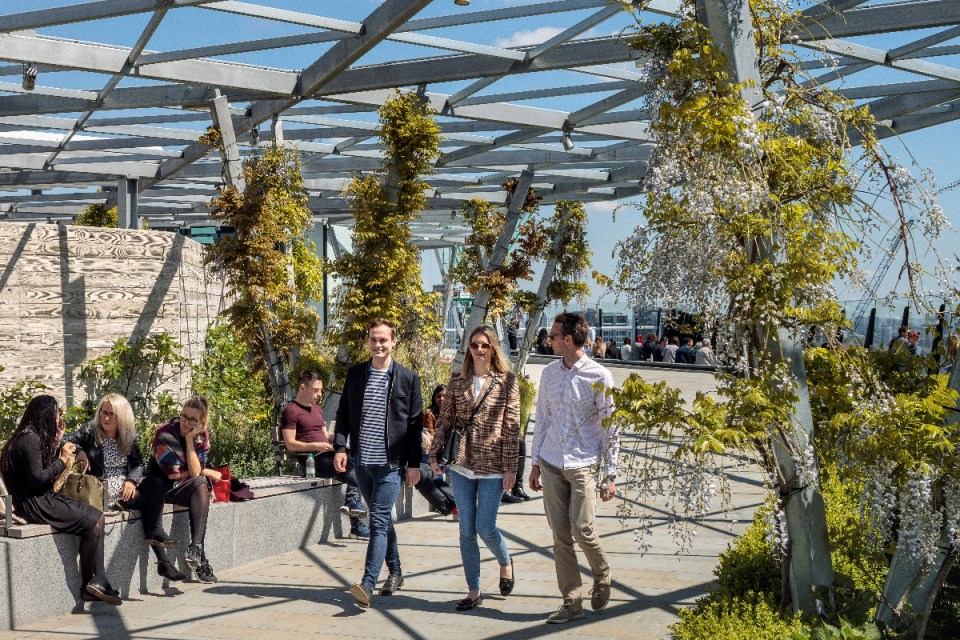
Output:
[469, 341, 491, 350]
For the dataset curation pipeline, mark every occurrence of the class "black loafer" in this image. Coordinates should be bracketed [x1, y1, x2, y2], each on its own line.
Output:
[380, 573, 404, 596]
[456, 593, 483, 611]
[499, 558, 515, 596]
[501, 491, 523, 504]
[85, 579, 122, 606]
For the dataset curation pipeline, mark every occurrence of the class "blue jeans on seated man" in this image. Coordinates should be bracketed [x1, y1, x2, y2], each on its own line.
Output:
[449, 470, 511, 592]
[355, 464, 403, 592]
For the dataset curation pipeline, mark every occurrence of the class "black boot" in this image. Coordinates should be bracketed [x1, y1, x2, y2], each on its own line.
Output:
[501, 491, 523, 504]
[511, 437, 530, 500]
[511, 481, 531, 501]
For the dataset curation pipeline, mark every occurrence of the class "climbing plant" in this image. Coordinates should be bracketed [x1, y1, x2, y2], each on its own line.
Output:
[610, 0, 954, 635]
[327, 90, 442, 371]
[205, 143, 323, 406]
[451, 183, 547, 319]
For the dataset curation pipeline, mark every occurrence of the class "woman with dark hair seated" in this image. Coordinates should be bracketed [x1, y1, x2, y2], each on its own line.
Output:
[0, 395, 122, 605]
[417, 384, 457, 516]
[146, 396, 221, 583]
[65, 392, 186, 582]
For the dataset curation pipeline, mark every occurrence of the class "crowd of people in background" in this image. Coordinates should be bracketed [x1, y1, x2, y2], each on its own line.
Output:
[534, 327, 719, 366]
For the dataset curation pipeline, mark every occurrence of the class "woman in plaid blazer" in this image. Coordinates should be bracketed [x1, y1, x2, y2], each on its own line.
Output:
[430, 324, 520, 611]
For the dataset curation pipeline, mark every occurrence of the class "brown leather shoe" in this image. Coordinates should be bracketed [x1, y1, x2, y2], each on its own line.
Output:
[590, 581, 611, 611]
[546, 600, 583, 623]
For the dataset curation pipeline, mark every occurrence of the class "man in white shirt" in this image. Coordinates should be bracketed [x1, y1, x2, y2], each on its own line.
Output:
[529, 312, 619, 624]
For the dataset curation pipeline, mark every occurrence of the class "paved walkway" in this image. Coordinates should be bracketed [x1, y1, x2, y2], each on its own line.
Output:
[4, 363, 765, 639]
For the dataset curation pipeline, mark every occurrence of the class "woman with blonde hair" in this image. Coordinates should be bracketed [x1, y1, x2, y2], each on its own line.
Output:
[145, 396, 222, 583]
[430, 324, 519, 611]
[66, 393, 186, 581]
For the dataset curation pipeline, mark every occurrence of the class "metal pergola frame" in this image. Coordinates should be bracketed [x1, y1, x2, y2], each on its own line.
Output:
[0, 0, 957, 248]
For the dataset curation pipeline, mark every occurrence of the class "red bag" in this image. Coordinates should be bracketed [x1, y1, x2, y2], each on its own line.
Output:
[211, 466, 231, 503]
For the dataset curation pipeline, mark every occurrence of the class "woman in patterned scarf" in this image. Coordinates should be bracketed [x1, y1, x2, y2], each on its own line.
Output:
[145, 396, 221, 584]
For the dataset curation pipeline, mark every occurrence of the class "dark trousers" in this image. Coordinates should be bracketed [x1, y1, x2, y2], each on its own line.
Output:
[305, 451, 362, 505]
[164, 476, 211, 550]
[415, 463, 456, 514]
[126, 475, 167, 540]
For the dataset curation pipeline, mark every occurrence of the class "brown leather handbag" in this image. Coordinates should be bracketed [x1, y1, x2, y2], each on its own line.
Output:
[57, 469, 105, 512]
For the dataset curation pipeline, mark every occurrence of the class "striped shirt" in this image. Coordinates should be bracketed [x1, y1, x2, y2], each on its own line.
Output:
[358, 365, 391, 466]
[531, 355, 618, 478]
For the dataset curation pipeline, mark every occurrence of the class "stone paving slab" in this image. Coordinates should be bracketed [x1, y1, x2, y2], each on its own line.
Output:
[0, 459, 766, 640]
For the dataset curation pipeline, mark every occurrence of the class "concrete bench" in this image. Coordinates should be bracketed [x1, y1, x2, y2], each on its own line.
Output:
[0, 475, 432, 631]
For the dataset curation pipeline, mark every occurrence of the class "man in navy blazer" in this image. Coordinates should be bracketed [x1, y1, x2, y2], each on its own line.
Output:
[334, 318, 422, 609]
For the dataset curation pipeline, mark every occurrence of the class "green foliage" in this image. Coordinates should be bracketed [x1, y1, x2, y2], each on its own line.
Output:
[191, 321, 274, 478]
[451, 186, 547, 318]
[288, 340, 337, 391]
[518, 374, 536, 437]
[393, 335, 451, 403]
[788, 619, 891, 640]
[78, 333, 188, 422]
[205, 143, 322, 402]
[0, 365, 47, 442]
[819, 468, 887, 596]
[712, 508, 781, 600]
[545, 200, 592, 305]
[74, 203, 118, 228]
[672, 592, 805, 640]
[673, 495, 892, 639]
[807, 346, 959, 501]
[329, 90, 442, 368]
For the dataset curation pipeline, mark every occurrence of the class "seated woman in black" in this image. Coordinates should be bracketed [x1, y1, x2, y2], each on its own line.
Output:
[0, 395, 121, 605]
[146, 396, 221, 583]
[65, 392, 186, 581]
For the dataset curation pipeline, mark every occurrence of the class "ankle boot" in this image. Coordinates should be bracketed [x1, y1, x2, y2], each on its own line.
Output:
[501, 490, 523, 504]
[511, 481, 531, 501]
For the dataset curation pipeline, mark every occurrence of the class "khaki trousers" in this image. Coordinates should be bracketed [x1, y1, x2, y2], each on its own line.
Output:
[538, 458, 611, 602]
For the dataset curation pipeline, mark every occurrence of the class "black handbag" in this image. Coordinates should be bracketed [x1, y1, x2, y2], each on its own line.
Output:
[437, 376, 500, 467]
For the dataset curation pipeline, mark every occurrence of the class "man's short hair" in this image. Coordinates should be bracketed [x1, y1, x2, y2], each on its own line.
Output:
[898, 325, 908, 336]
[298, 370, 322, 387]
[553, 312, 589, 347]
[367, 317, 397, 339]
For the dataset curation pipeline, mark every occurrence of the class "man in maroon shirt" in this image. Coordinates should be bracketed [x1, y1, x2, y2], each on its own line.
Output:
[282, 370, 369, 538]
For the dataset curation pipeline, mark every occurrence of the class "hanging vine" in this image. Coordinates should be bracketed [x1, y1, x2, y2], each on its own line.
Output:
[327, 90, 443, 370]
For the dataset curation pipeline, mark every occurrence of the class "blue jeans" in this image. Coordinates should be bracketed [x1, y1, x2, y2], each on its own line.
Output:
[354, 464, 403, 591]
[449, 470, 511, 591]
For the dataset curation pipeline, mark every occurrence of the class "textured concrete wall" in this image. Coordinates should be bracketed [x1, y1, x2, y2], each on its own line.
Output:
[0, 222, 224, 406]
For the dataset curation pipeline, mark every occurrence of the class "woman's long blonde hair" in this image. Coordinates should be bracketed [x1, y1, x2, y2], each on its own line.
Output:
[461, 325, 511, 379]
[94, 393, 136, 456]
